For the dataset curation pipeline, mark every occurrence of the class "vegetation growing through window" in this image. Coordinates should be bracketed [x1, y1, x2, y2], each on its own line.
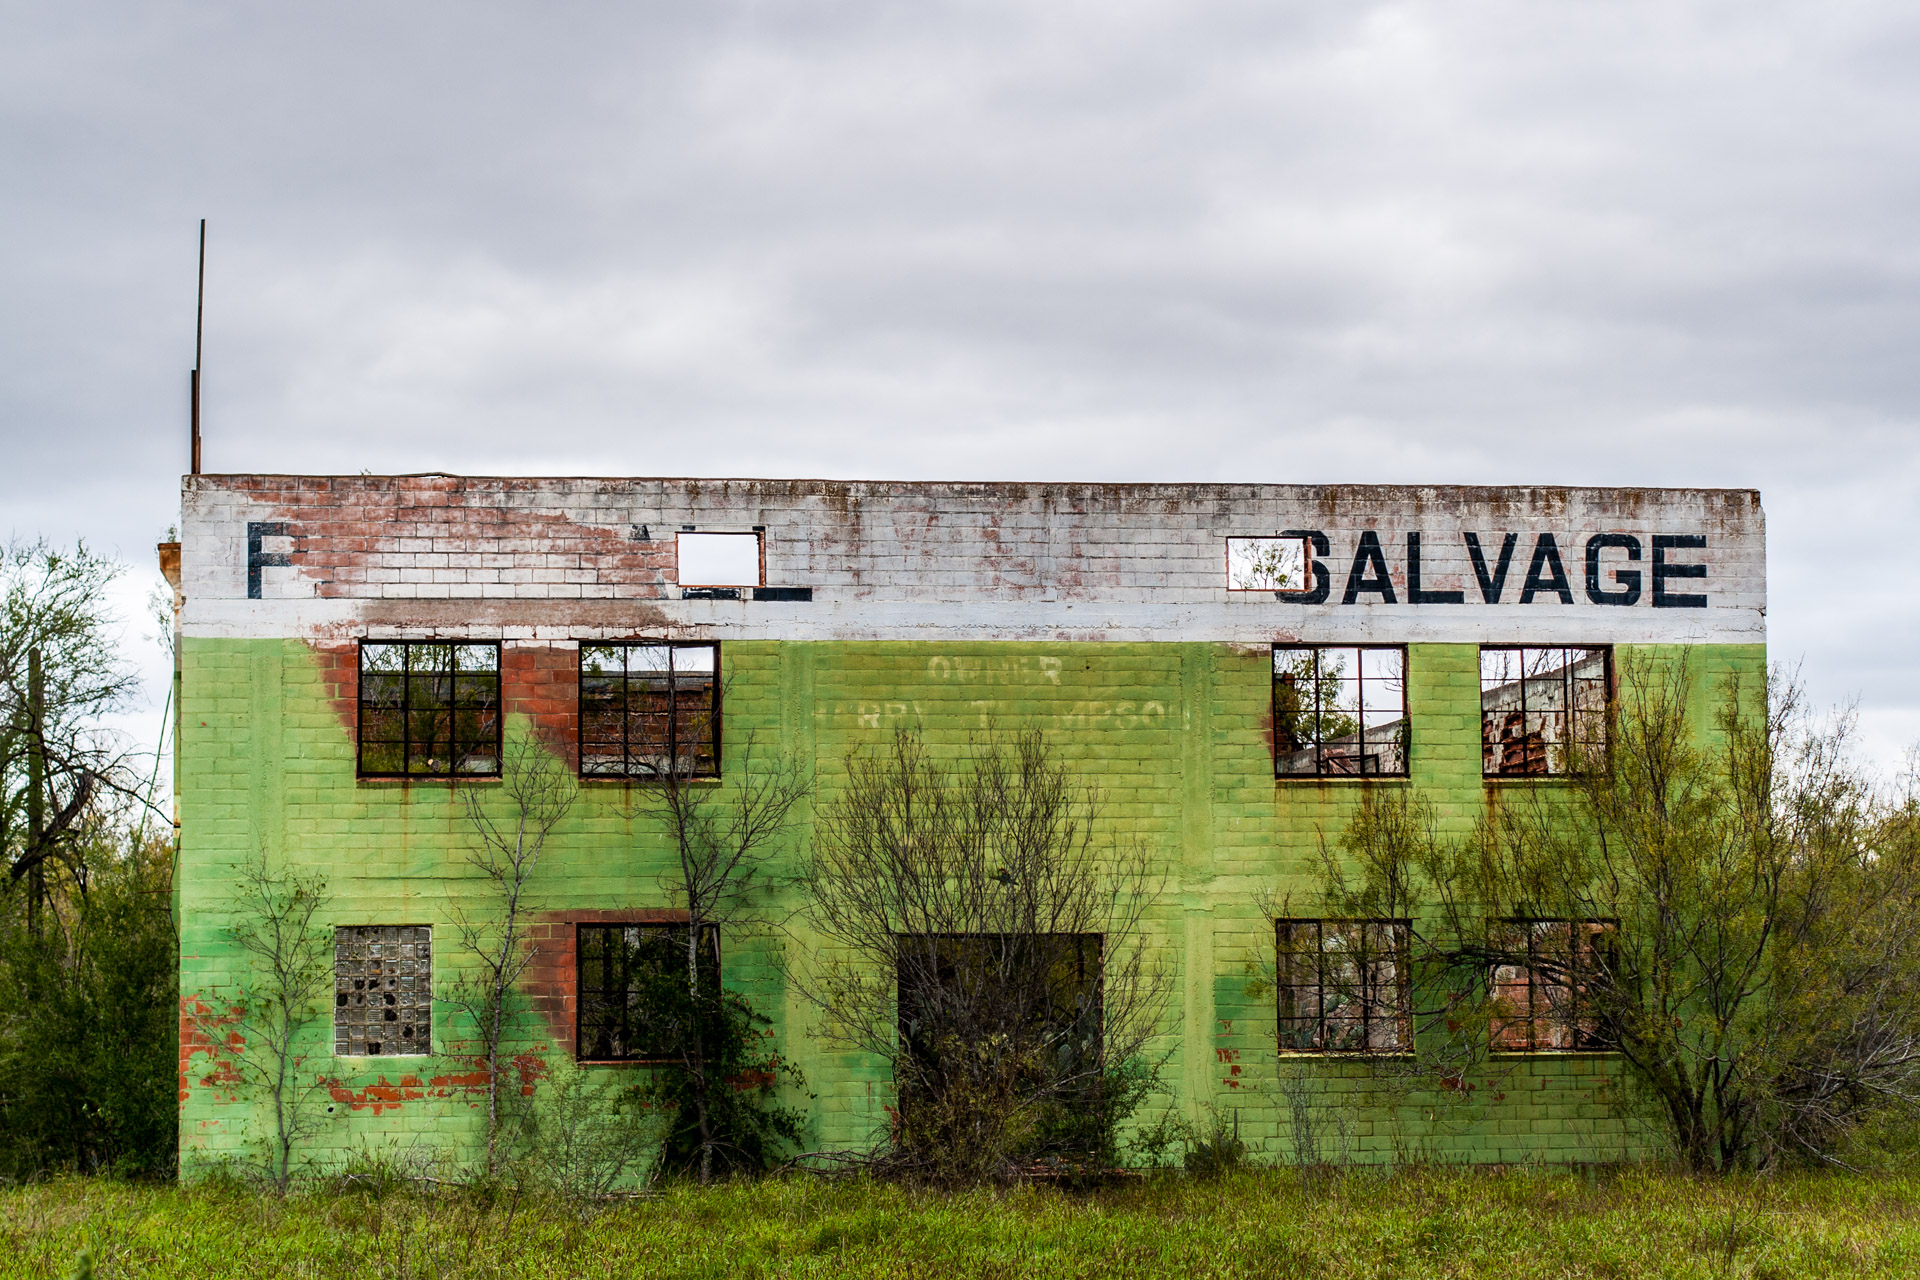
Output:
[575, 923, 718, 1062]
[1488, 920, 1614, 1052]
[1226, 536, 1306, 591]
[1274, 919, 1410, 1053]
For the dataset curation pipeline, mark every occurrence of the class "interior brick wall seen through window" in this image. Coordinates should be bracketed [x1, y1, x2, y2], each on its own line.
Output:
[579, 642, 719, 778]
[1480, 647, 1610, 776]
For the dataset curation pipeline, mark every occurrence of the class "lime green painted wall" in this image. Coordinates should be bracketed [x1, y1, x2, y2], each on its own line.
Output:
[177, 637, 1765, 1171]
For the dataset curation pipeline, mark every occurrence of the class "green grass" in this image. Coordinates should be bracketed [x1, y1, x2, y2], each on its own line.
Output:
[2, 1168, 1917, 1279]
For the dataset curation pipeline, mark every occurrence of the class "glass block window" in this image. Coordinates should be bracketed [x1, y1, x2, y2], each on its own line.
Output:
[1480, 646, 1610, 777]
[1490, 919, 1614, 1052]
[334, 926, 432, 1056]
[579, 642, 719, 778]
[357, 642, 501, 777]
[1276, 919, 1410, 1053]
[576, 923, 719, 1062]
[1273, 646, 1409, 777]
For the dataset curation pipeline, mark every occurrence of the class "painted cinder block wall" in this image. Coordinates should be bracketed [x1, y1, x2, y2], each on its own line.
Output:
[174, 477, 1766, 1170]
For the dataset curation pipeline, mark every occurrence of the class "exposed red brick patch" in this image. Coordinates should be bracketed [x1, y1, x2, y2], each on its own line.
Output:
[504, 644, 578, 765]
[310, 639, 580, 767]
[328, 1074, 430, 1116]
[311, 641, 359, 740]
[243, 476, 677, 605]
[179, 996, 245, 1103]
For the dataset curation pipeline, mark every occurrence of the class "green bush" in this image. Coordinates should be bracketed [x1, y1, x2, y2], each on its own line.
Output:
[624, 985, 807, 1181]
[0, 832, 177, 1179]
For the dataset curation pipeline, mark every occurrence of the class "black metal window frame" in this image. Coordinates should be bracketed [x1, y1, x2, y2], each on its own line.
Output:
[1275, 918, 1412, 1054]
[1479, 645, 1612, 778]
[356, 640, 502, 779]
[1489, 918, 1616, 1053]
[575, 921, 721, 1064]
[1272, 644, 1411, 779]
[578, 640, 722, 780]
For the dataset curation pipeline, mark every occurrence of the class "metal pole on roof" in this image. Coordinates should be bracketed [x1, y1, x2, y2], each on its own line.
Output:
[190, 219, 205, 476]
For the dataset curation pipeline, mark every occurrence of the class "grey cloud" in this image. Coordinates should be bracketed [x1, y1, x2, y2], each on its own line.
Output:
[3, 0, 1919, 759]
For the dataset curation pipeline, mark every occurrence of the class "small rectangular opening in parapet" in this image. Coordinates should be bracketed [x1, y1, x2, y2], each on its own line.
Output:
[677, 531, 763, 588]
[1226, 536, 1308, 592]
[753, 586, 813, 602]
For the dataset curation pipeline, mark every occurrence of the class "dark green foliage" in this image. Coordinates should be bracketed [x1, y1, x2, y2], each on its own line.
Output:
[0, 832, 177, 1179]
[1183, 1111, 1248, 1179]
[623, 971, 806, 1180]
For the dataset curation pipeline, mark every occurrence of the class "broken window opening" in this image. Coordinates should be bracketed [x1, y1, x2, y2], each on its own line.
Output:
[579, 641, 720, 779]
[894, 933, 1105, 1129]
[335, 925, 432, 1057]
[575, 922, 720, 1063]
[1273, 645, 1409, 778]
[1227, 536, 1309, 592]
[676, 531, 763, 589]
[1489, 919, 1615, 1052]
[357, 641, 501, 778]
[1276, 919, 1410, 1053]
[1479, 646, 1610, 777]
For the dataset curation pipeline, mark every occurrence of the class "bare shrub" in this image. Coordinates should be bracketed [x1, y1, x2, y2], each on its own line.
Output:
[195, 861, 334, 1192]
[629, 726, 809, 1182]
[805, 727, 1167, 1184]
[449, 736, 575, 1177]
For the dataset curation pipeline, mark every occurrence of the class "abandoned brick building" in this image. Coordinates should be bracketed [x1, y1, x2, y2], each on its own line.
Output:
[171, 476, 1765, 1168]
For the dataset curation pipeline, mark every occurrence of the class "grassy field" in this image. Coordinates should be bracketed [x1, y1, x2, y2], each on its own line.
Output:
[1, 1168, 1916, 1279]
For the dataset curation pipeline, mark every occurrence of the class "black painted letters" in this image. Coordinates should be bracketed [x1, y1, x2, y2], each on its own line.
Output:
[1585, 534, 1642, 605]
[246, 521, 293, 600]
[1406, 532, 1464, 604]
[1519, 534, 1574, 604]
[1279, 529, 1332, 604]
[1464, 533, 1518, 603]
[1341, 531, 1398, 604]
[1651, 534, 1709, 608]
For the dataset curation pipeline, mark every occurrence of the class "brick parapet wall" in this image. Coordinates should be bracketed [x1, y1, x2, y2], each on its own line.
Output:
[176, 476, 1765, 647]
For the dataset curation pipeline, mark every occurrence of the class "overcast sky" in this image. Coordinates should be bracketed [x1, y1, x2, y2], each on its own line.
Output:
[4, 1, 1918, 770]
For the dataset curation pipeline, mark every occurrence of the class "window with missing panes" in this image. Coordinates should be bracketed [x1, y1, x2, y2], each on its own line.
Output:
[1275, 919, 1410, 1053]
[357, 642, 501, 777]
[334, 926, 432, 1056]
[579, 642, 719, 778]
[1273, 646, 1409, 778]
[1480, 646, 1610, 777]
[1490, 919, 1614, 1052]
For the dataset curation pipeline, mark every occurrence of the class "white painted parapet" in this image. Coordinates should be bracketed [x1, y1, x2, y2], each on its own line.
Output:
[178, 476, 1764, 646]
